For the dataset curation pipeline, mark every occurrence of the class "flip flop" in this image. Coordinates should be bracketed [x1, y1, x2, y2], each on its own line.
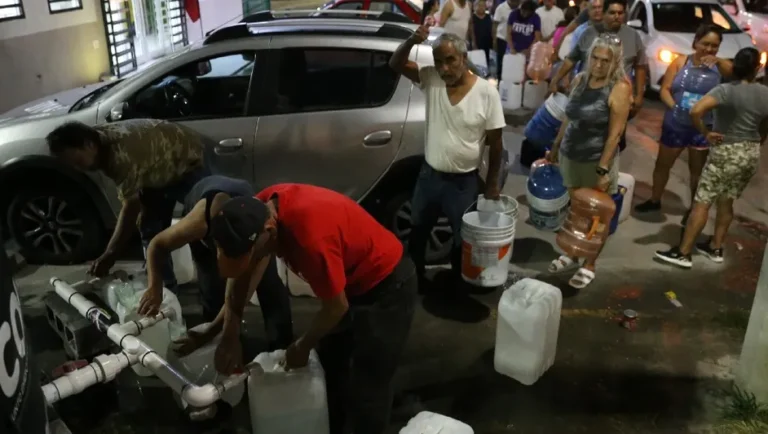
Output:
[569, 267, 595, 289]
[548, 255, 576, 273]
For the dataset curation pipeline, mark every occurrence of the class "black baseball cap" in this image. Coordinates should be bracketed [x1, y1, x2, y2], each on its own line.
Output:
[209, 196, 270, 258]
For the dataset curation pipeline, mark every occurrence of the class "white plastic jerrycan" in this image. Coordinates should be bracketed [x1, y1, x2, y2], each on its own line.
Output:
[400, 411, 474, 434]
[494, 278, 562, 386]
[104, 279, 186, 377]
[166, 323, 245, 409]
[248, 349, 329, 434]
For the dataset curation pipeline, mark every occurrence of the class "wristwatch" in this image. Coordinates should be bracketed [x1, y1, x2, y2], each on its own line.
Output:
[595, 166, 609, 176]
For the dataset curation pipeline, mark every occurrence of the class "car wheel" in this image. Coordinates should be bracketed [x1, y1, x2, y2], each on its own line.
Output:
[382, 191, 453, 264]
[7, 187, 105, 264]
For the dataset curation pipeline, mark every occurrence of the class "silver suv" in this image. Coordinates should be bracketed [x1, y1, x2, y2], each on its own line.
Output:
[0, 10, 506, 266]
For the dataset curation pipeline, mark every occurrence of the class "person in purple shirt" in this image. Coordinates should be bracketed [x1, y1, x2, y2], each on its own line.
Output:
[506, 0, 542, 55]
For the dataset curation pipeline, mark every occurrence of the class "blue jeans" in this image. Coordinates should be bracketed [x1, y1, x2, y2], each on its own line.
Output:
[138, 165, 211, 289]
[408, 163, 480, 277]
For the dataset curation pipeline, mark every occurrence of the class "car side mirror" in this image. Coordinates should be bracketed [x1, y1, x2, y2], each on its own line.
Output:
[108, 102, 127, 122]
[627, 19, 643, 29]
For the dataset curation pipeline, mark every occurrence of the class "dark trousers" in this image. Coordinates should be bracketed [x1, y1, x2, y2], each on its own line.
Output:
[317, 255, 417, 434]
[190, 245, 294, 350]
[408, 163, 480, 277]
[496, 38, 508, 79]
[138, 165, 211, 289]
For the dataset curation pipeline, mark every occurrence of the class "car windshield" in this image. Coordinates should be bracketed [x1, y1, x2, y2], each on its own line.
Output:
[69, 80, 123, 112]
[720, 0, 768, 13]
[653, 3, 741, 34]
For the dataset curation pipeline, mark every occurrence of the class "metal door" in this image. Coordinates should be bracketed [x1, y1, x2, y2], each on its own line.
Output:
[252, 37, 410, 200]
[101, 0, 138, 77]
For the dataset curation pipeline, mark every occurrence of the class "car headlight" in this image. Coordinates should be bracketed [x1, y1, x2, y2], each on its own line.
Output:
[761, 52, 767, 66]
[658, 49, 680, 64]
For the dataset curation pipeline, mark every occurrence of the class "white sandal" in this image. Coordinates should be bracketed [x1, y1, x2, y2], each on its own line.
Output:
[548, 255, 576, 273]
[569, 268, 596, 289]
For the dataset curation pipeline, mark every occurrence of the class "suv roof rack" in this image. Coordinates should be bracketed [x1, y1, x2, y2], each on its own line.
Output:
[240, 9, 414, 24]
[204, 11, 414, 45]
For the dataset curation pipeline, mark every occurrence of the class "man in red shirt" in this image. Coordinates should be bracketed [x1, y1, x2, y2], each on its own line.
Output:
[207, 183, 417, 434]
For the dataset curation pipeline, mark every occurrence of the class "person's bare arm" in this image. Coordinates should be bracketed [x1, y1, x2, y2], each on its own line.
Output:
[389, 25, 429, 83]
[492, 22, 499, 49]
[506, 26, 516, 53]
[469, 13, 476, 47]
[438, 0, 454, 27]
[534, 30, 542, 43]
[690, 95, 720, 137]
[221, 253, 271, 340]
[484, 128, 504, 198]
[106, 195, 141, 257]
[601, 80, 633, 167]
[659, 56, 685, 110]
[716, 58, 734, 79]
[759, 117, 768, 144]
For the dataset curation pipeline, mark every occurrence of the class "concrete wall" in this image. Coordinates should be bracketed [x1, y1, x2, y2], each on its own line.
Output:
[0, 0, 109, 113]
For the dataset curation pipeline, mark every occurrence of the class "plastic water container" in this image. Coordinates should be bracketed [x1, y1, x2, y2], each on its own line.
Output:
[665, 65, 721, 130]
[609, 188, 625, 235]
[167, 323, 245, 410]
[104, 279, 186, 377]
[461, 211, 517, 287]
[558, 33, 573, 60]
[502, 53, 526, 83]
[494, 278, 562, 385]
[468, 49, 488, 70]
[400, 411, 474, 433]
[248, 349, 329, 434]
[499, 80, 522, 111]
[170, 218, 196, 285]
[556, 188, 616, 262]
[617, 172, 635, 223]
[526, 42, 552, 82]
[526, 164, 570, 231]
[523, 92, 567, 148]
[523, 80, 548, 109]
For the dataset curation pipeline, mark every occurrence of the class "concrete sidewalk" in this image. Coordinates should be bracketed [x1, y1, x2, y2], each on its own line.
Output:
[14, 100, 768, 433]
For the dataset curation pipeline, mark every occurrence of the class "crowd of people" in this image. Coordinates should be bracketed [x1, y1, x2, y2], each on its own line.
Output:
[37, 0, 766, 431]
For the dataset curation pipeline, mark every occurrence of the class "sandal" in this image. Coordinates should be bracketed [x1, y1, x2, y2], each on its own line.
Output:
[548, 255, 576, 273]
[569, 268, 595, 289]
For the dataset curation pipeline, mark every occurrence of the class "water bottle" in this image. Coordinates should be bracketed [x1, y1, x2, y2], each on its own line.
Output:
[667, 66, 721, 128]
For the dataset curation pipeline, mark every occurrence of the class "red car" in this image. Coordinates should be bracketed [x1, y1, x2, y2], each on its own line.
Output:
[320, 0, 423, 24]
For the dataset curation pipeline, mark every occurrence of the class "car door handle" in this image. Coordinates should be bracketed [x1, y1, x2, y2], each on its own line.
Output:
[215, 138, 243, 154]
[363, 130, 392, 147]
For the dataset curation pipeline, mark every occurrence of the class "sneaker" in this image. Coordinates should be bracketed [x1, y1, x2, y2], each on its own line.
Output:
[635, 200, 661, 213]
[655, 247, 692, 269]
[696, 241, 724, 263]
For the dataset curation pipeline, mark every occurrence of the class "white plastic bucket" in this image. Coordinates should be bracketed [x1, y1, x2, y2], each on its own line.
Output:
[617, 172, 635, 223]
[477, 194, 519, 219]
[461, 211, 516, 287]
[543, 92, 568, 122]
[499, 80, 523, 111]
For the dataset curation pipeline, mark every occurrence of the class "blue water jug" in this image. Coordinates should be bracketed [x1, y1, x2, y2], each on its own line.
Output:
[609, 187, 626, 235]
[666, 66, 721, 129]
[526, 164, 570, 231]
[524, 93, 568, 149]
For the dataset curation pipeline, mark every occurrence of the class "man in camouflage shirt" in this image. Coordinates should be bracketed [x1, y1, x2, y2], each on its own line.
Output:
[47, 119, 209, 288]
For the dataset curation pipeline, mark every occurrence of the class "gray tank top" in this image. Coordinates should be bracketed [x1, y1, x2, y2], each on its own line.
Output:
[183, 175, 255, 247]
[561, 81, 612, 162]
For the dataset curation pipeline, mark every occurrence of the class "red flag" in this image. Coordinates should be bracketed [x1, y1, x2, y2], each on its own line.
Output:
[185, 0, 200, 22]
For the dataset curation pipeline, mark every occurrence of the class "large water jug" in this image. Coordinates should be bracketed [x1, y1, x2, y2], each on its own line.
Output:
[248, 349, 329, 434]
[499, 80, 522, 111]
[400, 411, 474, 433]
[167, 323, 245, 411]
[494, 278, 562, 386]
[104, 279, 186, 377]
[526, 164, 570, 231]
[468, 49, 488, 70]
[523, 92, 568, 148]
[556, 188, 616, 261]
[501, 53, 526, 83]
[523, 80, 548, 109]
[526, 42, 552, 82]
[170, 218, 196, 285]
[664, 65, 721, 130]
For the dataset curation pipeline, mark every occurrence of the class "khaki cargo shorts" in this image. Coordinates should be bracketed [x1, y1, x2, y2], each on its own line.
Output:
[695, 141, 760, 204]
[559, 154, 620, 195]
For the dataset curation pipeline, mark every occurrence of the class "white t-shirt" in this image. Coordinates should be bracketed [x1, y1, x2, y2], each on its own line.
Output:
[417, 67, 507, 173]
[536, 5, 564, 39]
[493, 1, 514, 41]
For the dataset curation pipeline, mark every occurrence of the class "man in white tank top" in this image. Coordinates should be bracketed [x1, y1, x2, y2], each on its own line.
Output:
[438, 0, 473, 40]
[389, 28, 507, 292]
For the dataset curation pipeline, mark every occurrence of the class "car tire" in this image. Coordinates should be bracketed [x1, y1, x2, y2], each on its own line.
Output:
[381, 190, 453, 265]
[7, 187, 105, 265]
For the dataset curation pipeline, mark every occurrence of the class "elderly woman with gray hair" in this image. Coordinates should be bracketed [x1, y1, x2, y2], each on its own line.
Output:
[546, 33, 632, 289]
[389, 27, 507, 293]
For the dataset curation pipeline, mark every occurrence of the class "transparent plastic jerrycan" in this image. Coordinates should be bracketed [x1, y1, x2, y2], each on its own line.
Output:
[556, 188, 616, 261]
[167, 323, 245, 410]
[494, 278, 562, 386]
[248, 349, 329, 434]
[104, 278, 186, 377]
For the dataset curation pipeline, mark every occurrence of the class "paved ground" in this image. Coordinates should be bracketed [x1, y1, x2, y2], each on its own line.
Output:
[15, 98, 768, 433]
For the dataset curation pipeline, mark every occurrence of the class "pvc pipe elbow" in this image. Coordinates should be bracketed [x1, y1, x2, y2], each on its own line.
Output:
[181, 384, 222, 408]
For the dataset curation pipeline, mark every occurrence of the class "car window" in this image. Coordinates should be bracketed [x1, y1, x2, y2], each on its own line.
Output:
[743, 0, 768, 13]
[126, 52, 256, 120]
[369, 1, 408, 15]
[272, 48, 399, 114]
[652, 3, 741, 33]
[630, 2, 648, 30]
[334, 1, 364, 9]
